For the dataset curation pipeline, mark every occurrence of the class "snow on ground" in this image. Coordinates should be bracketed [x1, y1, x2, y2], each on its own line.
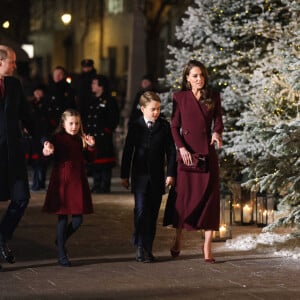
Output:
[222, 232, 300, 259]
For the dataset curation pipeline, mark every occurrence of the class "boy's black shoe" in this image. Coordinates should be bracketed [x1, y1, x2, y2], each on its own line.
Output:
[135, 247, 144, 262]
[144, 250, 155, 263]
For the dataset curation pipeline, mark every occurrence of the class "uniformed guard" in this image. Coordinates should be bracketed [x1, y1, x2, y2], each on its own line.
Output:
[74, 59, 97, 123]
[45, 66, 76, 133]
[84, 75, 120, 193]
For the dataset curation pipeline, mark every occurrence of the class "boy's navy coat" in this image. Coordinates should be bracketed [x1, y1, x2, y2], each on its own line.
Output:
[121, 116, 176, 194]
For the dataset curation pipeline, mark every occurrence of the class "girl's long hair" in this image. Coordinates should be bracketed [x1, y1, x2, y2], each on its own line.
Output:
[55, 109, 87, 148]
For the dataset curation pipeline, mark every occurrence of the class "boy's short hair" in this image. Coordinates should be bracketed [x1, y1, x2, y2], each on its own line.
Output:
[139, 91, 161, 107]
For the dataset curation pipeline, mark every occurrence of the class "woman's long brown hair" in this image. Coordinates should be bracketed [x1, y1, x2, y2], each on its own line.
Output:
[181, 60, 215, 110]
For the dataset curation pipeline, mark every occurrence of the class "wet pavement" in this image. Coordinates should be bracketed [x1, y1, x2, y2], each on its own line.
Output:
[0, 176, 300, 299]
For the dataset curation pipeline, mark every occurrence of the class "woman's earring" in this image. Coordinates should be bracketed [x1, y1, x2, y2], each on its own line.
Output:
[187, 81, 191, 89]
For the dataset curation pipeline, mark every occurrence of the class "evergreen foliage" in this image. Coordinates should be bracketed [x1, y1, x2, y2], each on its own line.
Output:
[161, 0, 300, 228]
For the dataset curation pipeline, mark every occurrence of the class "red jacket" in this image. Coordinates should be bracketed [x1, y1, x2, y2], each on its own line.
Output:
[43, 132, 96, 214]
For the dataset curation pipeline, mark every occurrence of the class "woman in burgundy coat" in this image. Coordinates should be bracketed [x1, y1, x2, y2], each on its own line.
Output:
[170, 60, 223, 263]
[43, 109, 96, 266]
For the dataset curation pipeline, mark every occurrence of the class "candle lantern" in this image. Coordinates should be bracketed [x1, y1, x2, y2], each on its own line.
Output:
[231, 182, 255, 225]
[212, 187, 232, 242]
[256, 192, 275, 227]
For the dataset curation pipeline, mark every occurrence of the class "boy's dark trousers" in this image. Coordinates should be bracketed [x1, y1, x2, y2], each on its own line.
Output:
[133, 186, 162, 253]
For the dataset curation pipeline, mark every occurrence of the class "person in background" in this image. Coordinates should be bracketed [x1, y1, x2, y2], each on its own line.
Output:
[0, 45, 36, 269]
[170, 60, 223, 263]
[121, 91, 176, 263]
[43, 109, 96, 267]
[45, 66, 76, 133]
[128, 75, 156, 126]
[75, 59, 97, 123]
[27, 84, 51, 191]
[85, 75, 120, 194]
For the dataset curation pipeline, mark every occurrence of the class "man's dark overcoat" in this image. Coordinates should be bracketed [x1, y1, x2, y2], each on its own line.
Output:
[0, 76, 34, 202]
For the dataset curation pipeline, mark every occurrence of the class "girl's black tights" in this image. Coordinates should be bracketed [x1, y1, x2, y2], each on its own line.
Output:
[57, 214, 83, 258]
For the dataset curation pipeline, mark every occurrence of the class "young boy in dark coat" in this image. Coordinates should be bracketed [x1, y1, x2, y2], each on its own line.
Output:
[121, 91, 176, 262]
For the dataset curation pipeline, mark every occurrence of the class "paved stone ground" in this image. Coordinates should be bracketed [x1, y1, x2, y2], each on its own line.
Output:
[0, 175, 300, 299]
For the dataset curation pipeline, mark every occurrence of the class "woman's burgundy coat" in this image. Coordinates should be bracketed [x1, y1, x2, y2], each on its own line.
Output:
[171, 90, 223, 231]
[43, 132, 96, 215]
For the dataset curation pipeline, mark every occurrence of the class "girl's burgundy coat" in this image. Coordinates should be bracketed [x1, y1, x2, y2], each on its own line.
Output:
[171, 90, 224, 231]
[43, 132, 96, 214]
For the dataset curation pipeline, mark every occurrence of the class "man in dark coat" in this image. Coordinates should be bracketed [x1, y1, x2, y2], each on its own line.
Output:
[45, 66, 76, 133]
[74, 59, 97, 123]
[0, 45, 36, 268]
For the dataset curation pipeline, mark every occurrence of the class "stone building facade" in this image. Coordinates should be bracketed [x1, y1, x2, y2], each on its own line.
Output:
[28, 0, 192, 105]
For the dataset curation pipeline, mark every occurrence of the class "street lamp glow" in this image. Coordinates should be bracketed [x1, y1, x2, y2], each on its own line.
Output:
[61, 13, 72, 25]
[21, 44, 34, 59]
[2, 20, 10, 29]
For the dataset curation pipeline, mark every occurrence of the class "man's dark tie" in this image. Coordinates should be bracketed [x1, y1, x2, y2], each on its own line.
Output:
[147, 121, 153, 129]
[0, 78, 4, 99]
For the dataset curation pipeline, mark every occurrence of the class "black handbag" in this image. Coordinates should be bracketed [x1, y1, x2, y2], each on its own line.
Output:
[179, 153, 209, 173]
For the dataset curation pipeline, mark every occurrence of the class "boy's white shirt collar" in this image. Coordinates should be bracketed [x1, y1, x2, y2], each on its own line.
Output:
[144, 117, 154, 124]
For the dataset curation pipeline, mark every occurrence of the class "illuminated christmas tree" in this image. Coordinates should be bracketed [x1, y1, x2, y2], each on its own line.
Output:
[161, 0, 289, 116]
[161, 0, 300, 227]
[226, 0, 300, 228]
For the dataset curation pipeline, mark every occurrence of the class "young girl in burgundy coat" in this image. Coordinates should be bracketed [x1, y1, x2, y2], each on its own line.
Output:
[43, 109, 96, 266]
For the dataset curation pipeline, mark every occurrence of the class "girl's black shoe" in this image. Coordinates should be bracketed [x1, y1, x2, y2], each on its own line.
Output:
[58, 256, 71, 267]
